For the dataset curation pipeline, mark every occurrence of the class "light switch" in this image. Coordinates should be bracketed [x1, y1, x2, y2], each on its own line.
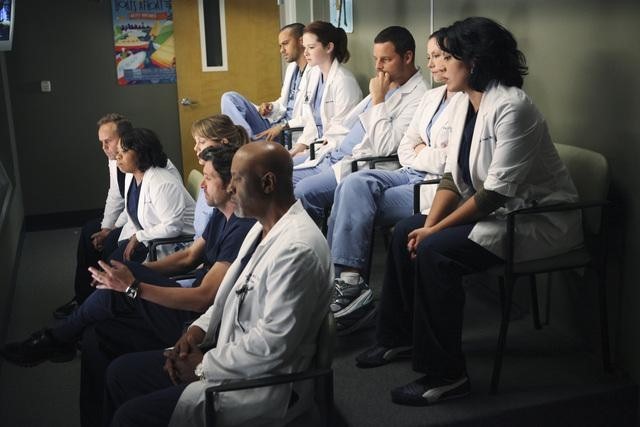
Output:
[40, 80, 52, 93]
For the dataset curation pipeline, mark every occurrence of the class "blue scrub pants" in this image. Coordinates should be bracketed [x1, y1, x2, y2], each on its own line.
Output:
[293, 157, 337, 222]
[327, 167, 425, 272]
[376, 214, 503, 378]
[220, 91, 272, 139]
[104, 350, 189, 427]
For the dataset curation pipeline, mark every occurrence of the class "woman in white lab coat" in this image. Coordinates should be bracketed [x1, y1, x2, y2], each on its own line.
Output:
[114, 128, 195, 261]
[356, 17, 582, 406]
[288, 20, 362, 157]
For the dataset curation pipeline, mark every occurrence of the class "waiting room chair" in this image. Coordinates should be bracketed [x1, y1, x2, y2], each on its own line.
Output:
[281, 126, 305, 150]
[204, 311, 336, 426]
[413, 143, 612, 394]
[147, 169, 202, 261]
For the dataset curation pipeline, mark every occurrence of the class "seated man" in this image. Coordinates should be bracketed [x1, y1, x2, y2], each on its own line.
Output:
[221, 23, 307, 141]
[103, 142, 333, 426]
[53, 113, 131, 318]
[326, 31, 467, 334]
[0, 145, 254, 366]
[2, 145, 255, 426]
[293, 26, 427, 224]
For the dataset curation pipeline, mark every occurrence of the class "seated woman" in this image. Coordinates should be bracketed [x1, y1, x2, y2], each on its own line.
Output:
[190, 114, 251, 238]
[355, 17, 583, 406]
[289, 20, 362, 166]
[109, 127, 195, 262]
[325, 30, 466, 334]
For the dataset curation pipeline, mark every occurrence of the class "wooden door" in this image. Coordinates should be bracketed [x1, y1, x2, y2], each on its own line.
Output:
[173, 0, 282, 178]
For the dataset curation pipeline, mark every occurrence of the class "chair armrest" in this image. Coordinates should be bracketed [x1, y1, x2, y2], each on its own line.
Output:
[281, 126, 304, 150]
[504, 199, 611, 266]
[204, 368, 333, 426]
[309, 140, 325, 160]
[147, 234, 195, 262]
[413, 179, 441, 214]
[170, 272, 197, 281]
[506, 200, 611, 217]
[350, 154, 399, 173]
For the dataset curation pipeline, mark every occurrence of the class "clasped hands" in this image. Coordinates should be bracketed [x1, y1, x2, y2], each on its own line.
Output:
[406, 226, 437, 259]
[164, 327, 205, 385]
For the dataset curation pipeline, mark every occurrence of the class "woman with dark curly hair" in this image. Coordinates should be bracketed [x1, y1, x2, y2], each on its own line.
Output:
[113, 127, 195, 261]
[356, 17, 582, 406]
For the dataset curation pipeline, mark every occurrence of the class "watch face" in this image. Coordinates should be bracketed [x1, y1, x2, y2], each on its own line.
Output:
[195, 362, 204, 379]
[126, 286, 138, 299]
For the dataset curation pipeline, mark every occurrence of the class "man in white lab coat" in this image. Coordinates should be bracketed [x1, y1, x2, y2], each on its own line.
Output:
[103, 141, 333, 426]
[293, 26, 427, 221]
[221, 23, 308, 142]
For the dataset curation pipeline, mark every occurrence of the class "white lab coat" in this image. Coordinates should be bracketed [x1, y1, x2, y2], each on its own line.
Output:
[323, 69, 428, 182]
[118, 160, 195, 255]
[293, 58, 362, 148]
[169, 201, 333, 427]
[396, 86, 468, 213]
[445, 82, 583, 262]
[101, 159, 127, 230]
[264, 62, 307, 124]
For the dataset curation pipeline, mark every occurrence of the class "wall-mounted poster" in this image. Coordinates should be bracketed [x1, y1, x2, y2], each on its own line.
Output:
[112, 0, 176, 85]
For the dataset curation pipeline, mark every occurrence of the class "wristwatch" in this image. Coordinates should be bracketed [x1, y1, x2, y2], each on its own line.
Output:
[194, 362, 205, 381]
[125, 279, 141, 299]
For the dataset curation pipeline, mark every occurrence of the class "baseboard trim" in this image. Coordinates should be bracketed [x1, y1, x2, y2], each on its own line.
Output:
[25, 208, 103, 231]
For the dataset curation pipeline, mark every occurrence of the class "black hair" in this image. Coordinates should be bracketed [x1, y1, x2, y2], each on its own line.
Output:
[199, 144, 238, 185]
[374, 26, 415, 57]
[115, 119, 133, 137]
[437, 17, 528, 91]
[119, 128, 168, 172]
[280, 22, 305, 40]
[304, 21, 350, 63]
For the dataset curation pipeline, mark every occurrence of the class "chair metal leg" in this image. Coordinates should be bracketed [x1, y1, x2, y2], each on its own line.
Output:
[321, 206, 331, 236]
[529, 275, 542, 330]
[597, 268, 612, 372]
[498, 277, 505, 313]
[323, 370, 334, 427]
[491, 277, 514, 394]
[544, 272, 553, 326]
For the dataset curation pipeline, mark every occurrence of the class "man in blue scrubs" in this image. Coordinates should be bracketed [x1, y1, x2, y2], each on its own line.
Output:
[221, 23, 307, 141]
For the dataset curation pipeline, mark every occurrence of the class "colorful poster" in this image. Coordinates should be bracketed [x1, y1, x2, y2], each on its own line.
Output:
[111, 0, 176, 85]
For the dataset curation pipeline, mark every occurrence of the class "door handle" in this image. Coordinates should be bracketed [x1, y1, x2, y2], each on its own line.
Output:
[179, 98, 198, 106]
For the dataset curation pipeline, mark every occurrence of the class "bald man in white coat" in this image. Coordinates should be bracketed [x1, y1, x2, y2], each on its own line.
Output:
[103, 142, 333, 426]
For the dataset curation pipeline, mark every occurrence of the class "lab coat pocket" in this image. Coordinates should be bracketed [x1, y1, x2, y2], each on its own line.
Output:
[479, 133, 496, 148]
[432, 126, 452, 149]
[234, 273, 259, 333]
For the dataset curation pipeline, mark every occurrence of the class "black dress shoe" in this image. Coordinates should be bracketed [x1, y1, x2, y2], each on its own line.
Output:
[53, 298, 78, 319]
[0, 329, 76, 367]
[355, 345, 413, 368]
[391, 375, 470, 406]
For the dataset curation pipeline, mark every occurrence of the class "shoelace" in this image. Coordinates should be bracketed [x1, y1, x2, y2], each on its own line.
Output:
[333, 279, 351, 299]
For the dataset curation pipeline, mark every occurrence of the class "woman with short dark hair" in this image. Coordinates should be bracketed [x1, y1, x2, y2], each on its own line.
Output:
[113, 127, 195, 261]
[356, 17, 582, 406]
